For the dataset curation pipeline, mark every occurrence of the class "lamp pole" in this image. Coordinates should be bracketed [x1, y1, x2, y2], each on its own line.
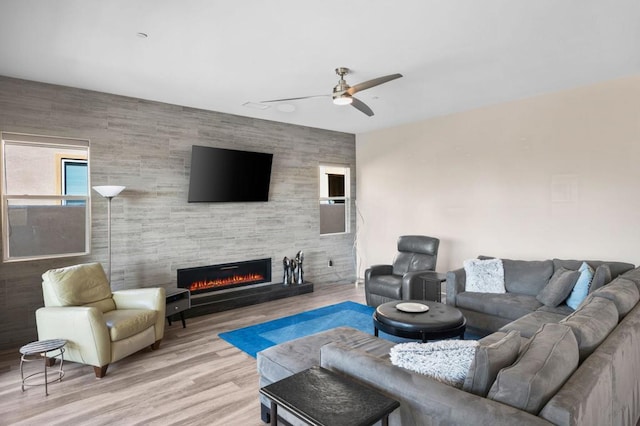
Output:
[92, 186, 125, 285]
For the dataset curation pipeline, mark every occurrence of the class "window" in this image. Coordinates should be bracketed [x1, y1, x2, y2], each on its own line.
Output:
[319, 165, 350, 235]
[60, 158, 88, 205]
[1, 132, 90, 262]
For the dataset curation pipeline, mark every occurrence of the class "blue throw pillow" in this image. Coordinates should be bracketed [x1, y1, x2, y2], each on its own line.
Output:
[566, 262, 594, 309]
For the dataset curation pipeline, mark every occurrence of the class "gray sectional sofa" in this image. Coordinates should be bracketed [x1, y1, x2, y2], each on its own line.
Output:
[446, 257, 634, 336]
[257, 258, 640, 426]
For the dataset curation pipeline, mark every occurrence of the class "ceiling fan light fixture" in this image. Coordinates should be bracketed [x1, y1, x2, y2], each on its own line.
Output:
[333, 95, 353, 106]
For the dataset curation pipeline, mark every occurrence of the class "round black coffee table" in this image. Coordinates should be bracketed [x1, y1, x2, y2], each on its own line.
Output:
[373, 300, 466, 342]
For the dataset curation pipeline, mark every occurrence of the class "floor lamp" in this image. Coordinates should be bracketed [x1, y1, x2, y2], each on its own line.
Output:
[92, 185, 125, 285]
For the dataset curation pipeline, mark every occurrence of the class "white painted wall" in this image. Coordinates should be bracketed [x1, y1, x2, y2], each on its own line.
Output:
[356, 75, 640, 276]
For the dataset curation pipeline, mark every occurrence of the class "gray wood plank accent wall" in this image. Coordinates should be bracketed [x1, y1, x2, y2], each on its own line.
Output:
[0, 76, 356, 350]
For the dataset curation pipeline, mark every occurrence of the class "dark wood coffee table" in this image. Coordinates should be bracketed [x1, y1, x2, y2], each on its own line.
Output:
[260, 366, 399, 426]
[373, 300, 466, 342]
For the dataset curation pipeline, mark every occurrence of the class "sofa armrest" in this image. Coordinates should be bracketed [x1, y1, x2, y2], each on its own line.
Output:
[446, 267, 466, 306]
[113, 288, 166, 341]
[35, 306, 111, 367]
[320, 342, 552, 426]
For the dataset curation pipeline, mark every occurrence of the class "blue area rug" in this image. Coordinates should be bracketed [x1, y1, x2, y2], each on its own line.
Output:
[219, 301, 407, 357]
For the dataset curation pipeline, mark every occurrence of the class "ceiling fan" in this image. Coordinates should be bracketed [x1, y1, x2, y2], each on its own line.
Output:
[261, 67, 403, 117]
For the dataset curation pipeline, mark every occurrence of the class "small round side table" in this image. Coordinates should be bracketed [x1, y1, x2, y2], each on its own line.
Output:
[19, 339, 66, 396]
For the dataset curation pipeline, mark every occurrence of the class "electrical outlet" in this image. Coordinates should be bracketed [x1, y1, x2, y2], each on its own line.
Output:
[328, 259, 333, 267]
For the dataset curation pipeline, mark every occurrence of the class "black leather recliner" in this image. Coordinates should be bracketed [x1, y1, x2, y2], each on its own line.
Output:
[365, 235, 440, 307]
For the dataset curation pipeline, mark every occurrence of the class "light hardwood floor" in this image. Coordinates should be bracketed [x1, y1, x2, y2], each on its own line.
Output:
[0, 283, 366, 426]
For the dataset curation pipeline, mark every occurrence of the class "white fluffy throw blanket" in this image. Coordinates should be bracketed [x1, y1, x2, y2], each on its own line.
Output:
[390, 340, 479, 388]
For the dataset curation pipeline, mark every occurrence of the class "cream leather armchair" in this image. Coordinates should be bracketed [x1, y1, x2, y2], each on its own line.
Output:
[35, 262, 165, 378]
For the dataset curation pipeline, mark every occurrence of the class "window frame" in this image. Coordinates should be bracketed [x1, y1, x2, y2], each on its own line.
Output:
[1, 131, 91, 262]
[319, 164, 351, 235]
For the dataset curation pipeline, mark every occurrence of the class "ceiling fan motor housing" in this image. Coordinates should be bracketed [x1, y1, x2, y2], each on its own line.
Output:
[333, 67, 352, 103]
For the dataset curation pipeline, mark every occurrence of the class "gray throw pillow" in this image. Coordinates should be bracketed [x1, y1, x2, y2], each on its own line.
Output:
[536, 267, 580, 307]
[591, 278, 640, 319]
[589, 264, 612, 293]
[560, 296, 618, 362]
[487, 323, 579, 415]
[463, 330, 521, 397]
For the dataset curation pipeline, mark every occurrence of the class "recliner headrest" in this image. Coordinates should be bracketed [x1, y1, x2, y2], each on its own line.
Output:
[397, 235, 439, 256]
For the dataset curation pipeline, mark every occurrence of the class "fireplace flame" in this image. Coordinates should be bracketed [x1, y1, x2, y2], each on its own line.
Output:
[188, 273, 265, 292]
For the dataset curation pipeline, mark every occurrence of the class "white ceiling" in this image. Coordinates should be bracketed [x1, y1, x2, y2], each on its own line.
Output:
[1, 0, 639, 135]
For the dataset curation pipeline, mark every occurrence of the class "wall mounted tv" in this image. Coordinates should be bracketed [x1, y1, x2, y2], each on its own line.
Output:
[188, 145, 273, 202]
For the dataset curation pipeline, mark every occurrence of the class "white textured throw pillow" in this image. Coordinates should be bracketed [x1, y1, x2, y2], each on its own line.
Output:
[389, 340, 479, 388]
[464, 258, 506, 293]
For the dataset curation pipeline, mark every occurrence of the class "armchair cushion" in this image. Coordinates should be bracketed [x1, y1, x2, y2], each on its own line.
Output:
[393, 252, 434, 275]
[42, 262, 113, 308]
[392, 235, 439, 275]
[104, 309, 158, 342]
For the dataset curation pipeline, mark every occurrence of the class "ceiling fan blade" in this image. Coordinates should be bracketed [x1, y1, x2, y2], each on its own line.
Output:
[351, 97, 374, 117]
[347, 73, 403, 95]
[260, 94, 328, 103]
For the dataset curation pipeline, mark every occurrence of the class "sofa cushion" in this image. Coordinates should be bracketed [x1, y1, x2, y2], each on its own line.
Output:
[103, 309, 157, 342]
[257, 326, 392, 385]
[602, 261, 635, 279]
[536, 267, 580, 307]
[488, 323, 579, 415]
[390, 340, 479, 388]
[536, 304, 574, 316]
[553, 259, 634, 281]
[502, 259, 554, 296]
[499, 310, 567, 339]
[591, 278, 640, 320]
[560, 296, 618, 362]
[620, 266, 640, 288]
[456, 292, 542, 321]
[566, 262, 594, 310]
[590, 264, 612, 293]
[463, 330, 521, 397]
[463, 258, 505, 293]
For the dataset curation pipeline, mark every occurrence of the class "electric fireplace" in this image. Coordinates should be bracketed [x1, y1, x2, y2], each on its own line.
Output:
[177, 258, 272, 296]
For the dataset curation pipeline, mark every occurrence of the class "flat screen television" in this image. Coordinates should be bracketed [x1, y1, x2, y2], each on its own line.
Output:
[188, 145, 273, 202]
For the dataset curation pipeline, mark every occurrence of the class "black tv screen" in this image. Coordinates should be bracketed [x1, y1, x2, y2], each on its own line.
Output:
[188, 145, 273, 202]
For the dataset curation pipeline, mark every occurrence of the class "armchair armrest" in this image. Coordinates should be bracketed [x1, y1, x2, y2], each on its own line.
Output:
[365, 264, 394, 279]
[320, 343, 552, 426]
[446, 267, 467, 306]
[35, 306, 111, 367]
[113, 288, 166, 341]
[401, 270, 433, 300]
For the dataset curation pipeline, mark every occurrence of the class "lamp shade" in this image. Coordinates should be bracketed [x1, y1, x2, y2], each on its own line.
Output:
[93, 185, 125, 198]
